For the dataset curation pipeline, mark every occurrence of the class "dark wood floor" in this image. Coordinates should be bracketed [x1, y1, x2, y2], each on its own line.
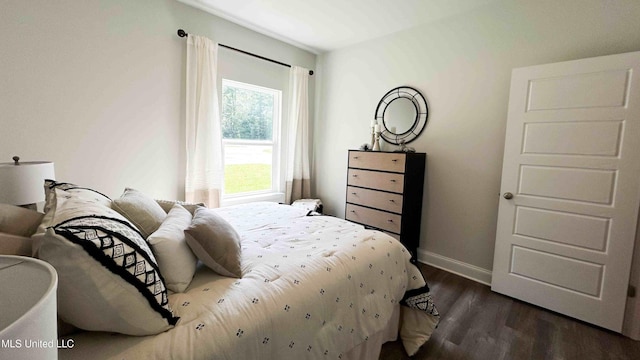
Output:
[380, 264, 640, 360]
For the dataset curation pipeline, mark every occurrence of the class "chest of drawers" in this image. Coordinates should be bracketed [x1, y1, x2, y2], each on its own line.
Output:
[345, 150, 426, 262]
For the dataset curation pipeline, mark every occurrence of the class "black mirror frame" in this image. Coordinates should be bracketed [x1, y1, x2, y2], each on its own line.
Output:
[374, 86, 428, 145]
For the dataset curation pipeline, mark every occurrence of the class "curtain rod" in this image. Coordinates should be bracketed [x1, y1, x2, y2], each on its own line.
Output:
[177, 29, 314, 76]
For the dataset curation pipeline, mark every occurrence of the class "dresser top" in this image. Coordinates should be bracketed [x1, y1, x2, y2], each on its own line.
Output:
[349, 149, 426, 155]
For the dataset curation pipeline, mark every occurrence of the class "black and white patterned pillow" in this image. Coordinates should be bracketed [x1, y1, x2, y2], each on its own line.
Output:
[44, 179, 111, 201]
[37, 183, 178, 335]
[36, 180, 112, 236]
[53, 215, 175, 323]
[401, 285, 439, 316]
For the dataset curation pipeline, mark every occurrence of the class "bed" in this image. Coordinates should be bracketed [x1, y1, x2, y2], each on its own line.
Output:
[0, 182, 439, 360]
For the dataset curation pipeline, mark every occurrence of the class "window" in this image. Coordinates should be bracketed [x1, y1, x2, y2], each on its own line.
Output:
[221, 79, 282, 198]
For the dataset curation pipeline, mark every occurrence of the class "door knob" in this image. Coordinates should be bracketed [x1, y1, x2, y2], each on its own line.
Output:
[503, 192, 513, 200]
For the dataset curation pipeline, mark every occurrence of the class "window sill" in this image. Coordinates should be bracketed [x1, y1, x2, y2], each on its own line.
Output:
[221, 192, 285, 207]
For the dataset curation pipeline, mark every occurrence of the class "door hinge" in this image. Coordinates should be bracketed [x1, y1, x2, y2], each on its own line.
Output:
[629, 285, 637, 298]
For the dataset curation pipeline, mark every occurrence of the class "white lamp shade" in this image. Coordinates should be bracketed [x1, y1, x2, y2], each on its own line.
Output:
[0, 161, 55, 206]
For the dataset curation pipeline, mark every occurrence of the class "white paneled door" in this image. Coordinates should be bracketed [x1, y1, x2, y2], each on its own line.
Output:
[492, 51, 640, 332]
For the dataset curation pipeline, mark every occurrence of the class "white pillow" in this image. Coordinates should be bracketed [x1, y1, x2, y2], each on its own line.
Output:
[147, 205, 197, 292]
[37, 186, 177, 335]
[400, 307, 440, 356]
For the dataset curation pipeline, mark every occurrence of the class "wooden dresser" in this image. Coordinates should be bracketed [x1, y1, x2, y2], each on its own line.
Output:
[345, 150, 426, 262]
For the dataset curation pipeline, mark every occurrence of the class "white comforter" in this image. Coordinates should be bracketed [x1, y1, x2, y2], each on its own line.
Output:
[60, 202, 436, 359]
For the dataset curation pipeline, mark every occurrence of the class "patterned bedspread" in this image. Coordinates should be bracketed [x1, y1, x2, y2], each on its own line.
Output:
[60, 202, 439, 359]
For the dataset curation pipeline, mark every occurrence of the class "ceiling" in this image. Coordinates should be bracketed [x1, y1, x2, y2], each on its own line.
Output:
[179, 0, 498, 54]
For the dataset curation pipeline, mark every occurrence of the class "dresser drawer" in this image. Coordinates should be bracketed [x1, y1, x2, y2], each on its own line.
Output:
[349, 151, 406, 173]
[346, 186, 403, 214]
[347, 169, 404, 193]
[345, 204, 401, 234]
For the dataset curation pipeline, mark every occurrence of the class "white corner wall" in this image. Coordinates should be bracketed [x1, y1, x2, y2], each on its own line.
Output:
[313, 0, 640, 277]
[0, 0, 315, 200]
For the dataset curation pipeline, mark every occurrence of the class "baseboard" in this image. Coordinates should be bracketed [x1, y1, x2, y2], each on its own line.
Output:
[417, 248, 493, 286]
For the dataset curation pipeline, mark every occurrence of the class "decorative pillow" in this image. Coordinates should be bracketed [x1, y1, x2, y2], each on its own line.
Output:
[0, 204, 44, 236]
[147, 205, 197, 292]
[36, 186, 178, 335]
[400, 307, 440, 356]
[112, 188, 167, 239]
[184, 207, 242, 278]
[0, 232, 32, 256]
[36, 179, 112, 235]
[155, 199, 205, 215]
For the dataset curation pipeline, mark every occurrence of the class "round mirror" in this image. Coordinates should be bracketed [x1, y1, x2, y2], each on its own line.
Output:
[374, 86, 428, 145]
[384, 98, 417, 135]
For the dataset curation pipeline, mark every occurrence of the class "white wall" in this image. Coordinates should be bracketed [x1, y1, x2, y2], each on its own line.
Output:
[0, 0, 315, 201]
[314, 0, 640, 275]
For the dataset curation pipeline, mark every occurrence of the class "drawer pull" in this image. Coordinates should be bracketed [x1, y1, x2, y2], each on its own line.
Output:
[388, 199, 395, 203]
[350, 210, 356, 213]
[390, 179, 396, 182]
[352, 174, 358, 177]
[387, 219, 394, 223]
[351, 192, 357, 195]
[392, 159, 398, 162]
[353, 156, 359, 159]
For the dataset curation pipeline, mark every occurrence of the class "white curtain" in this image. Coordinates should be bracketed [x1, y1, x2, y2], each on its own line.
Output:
[185, 35, 223, 208]
[285, 66, 311, 204]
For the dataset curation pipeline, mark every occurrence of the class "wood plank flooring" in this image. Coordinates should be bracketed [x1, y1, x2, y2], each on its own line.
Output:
[380, 264, 640, 360]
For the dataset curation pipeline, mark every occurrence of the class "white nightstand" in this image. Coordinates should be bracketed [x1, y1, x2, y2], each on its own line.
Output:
[0, 255, 58, 360]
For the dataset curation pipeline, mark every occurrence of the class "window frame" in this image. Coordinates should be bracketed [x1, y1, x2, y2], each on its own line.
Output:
[220, 79, 284, 204]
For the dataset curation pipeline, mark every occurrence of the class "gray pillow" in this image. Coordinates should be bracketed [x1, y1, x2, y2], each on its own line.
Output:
[155, 199, 205, 215]
[112, 188, 167, 238]
[0, 204, 43, 237]
[184, 207, 242, 278]
[0, 232, 33, 256]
